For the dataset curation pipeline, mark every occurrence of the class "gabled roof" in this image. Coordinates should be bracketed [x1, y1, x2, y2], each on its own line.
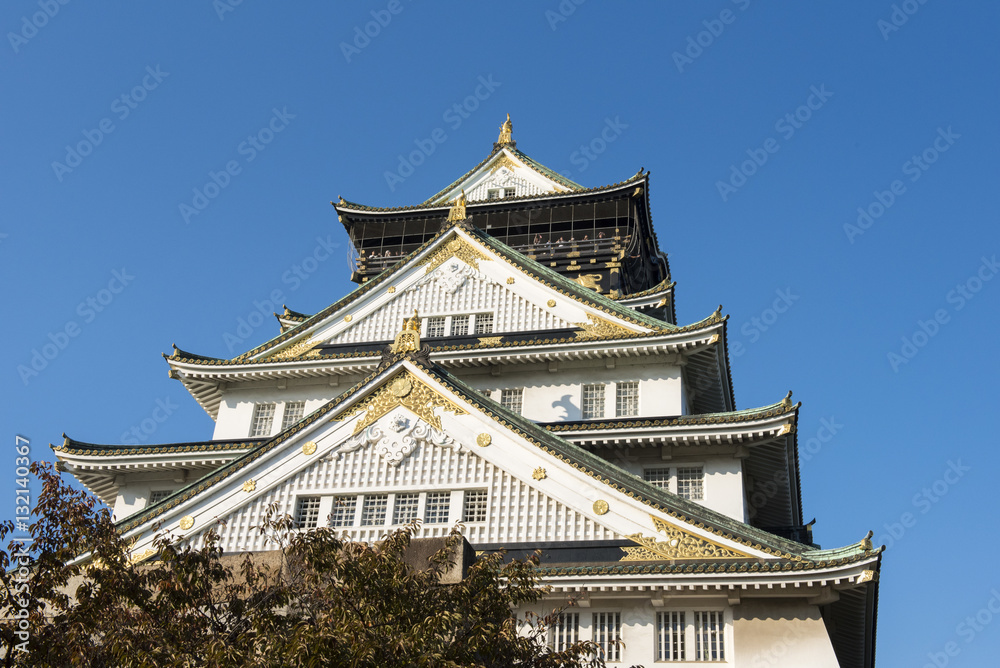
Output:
[126, 350, 875, 575]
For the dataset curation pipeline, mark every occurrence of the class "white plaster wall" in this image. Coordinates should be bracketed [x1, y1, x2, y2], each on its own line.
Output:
[212, 379, 356, 440]
[733, 599, 840, 667]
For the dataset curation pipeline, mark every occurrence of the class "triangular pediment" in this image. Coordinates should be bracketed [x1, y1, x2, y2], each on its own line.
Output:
[119, 358, 796, 565]
[427, 147, 583, 206]
[255, 225, 668, 361]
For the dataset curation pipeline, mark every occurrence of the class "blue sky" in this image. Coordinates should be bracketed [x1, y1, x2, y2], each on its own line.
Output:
[3, 2, 998, 664]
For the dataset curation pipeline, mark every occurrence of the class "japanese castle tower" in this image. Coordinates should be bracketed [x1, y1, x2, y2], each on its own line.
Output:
[54, 116, 881, 667]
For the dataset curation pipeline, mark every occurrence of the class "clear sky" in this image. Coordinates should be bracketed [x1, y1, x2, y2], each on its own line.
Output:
[3, 2, 998, 665]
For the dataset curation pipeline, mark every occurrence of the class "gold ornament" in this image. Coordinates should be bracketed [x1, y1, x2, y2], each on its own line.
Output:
[242, 479, 257, 493]
[532, 467, 547, 480]
[546, 299, 556, 307]
[302, 441, 317, 455]
[446, 189, 467, 222]
[497, 113, 513, 145]
[179, 516, 194, 530]
[391, 377, 413, 397]
[389, 311, 421, 354]
[418, 235, 491, 275]
[344, 314, 352, 323]
[619, 515, 752, 561]
[573, 313, 635, 340]
[476, 433, 492, 447]
[593, 500, 609, 515]
[335, 370, 467, 434]
[506, 276, 515, 284]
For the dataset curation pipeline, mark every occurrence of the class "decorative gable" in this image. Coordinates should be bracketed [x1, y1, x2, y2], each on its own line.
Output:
[431, 148, 579, 205]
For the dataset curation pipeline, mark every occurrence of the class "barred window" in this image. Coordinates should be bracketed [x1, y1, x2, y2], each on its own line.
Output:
[426, 317, 446, 337]
[393, 493, 420, 525]
[249, 403, 275, 437]
[591, 612, 621, 663]
[643, 468, 671, 489]
[330, 495, 357, 528]
[677, 467, 704, 500]
[550, 612, 579, 652]
[462, 490, 488, 523]
[474, 313, 494, 334]
[361, 494, 388, 526]
[424, 491, 451, 524]
[148, 489, 172, 506]
[450, 315, 470, 336]
[295, 496, 321, 529]
[657, 611, 686, 661]
[695, 611, 725, 661]
[615, 381, 639, 417]
[500, 388, 523, 414]
[581, 384, 605, 419]
[281, 401, 306, 430]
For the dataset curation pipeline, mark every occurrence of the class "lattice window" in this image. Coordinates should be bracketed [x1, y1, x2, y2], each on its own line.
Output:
[295, 496, 321, 529]
[643, 468, 671, 489]
[474, 312, 494, 334]
[424, 491, 451, 524]
[148, 489, 172, 506]
[249, 403, 275, 437]
[615, 381, 639, 417]
[581, 384, 605, 419]
[330, 495, 357, 528]
[393, 493, 420, 525]
[677, 467, 704, 500]
[450, 315, 470, 336]
[591, 612, 621, 663]
[657, 611, 686, 661]
[281, 401, 305, 430]
[550, 612, 579, 652]
[695, 611, 725, 661]
[462, 490, 488, 523]
[500, 388, 523, 414]
[426, 317, 446, 337]
[361, 494, 388, 526]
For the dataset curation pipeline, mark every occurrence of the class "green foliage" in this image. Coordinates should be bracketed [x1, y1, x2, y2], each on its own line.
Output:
[0, 463, 607, 667]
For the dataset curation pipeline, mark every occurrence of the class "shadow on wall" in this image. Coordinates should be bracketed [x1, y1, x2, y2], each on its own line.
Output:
[552, 394, 576, 420]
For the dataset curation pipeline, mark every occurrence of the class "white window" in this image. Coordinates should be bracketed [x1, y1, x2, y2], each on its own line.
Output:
[393, 493, 420, 525]
[657, 611, 686, 661]
[281, 401, 305, 430]
[426, 316, 446, 337]
[425, 492, 451, 524]
[582, 384, 605, 419]
[500, 388, 523, 414]
[330, 495, 357, 528]
[550, 612, 579, 652]
[295, 496, 321, 529]
[615, 381, 639, 417]
[677, 466, 704, 500]
[462, 490, 488, 523]
[361, 494, 388, 526]
[591, 612, 621, 663]
[148, 489, 172, 505]
[450, 315, 470, 336]
[487, 187, 516, 199]
[642, 468, 671, 489]
[249, 403, 275, 437]
[474, 312, 494, 334]
[695, 611, 725, 661]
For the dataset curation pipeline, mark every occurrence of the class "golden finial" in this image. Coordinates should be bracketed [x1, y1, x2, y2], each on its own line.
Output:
[780, 391, 793, 408]
[497, 113, 512, 145]
[446, 189, 467, 222]
[712, 305, 723, 320]
[390, 310, 422, 353]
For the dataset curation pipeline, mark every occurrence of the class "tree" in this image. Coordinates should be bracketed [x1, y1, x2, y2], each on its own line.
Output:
[1, 463, 610, 667]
